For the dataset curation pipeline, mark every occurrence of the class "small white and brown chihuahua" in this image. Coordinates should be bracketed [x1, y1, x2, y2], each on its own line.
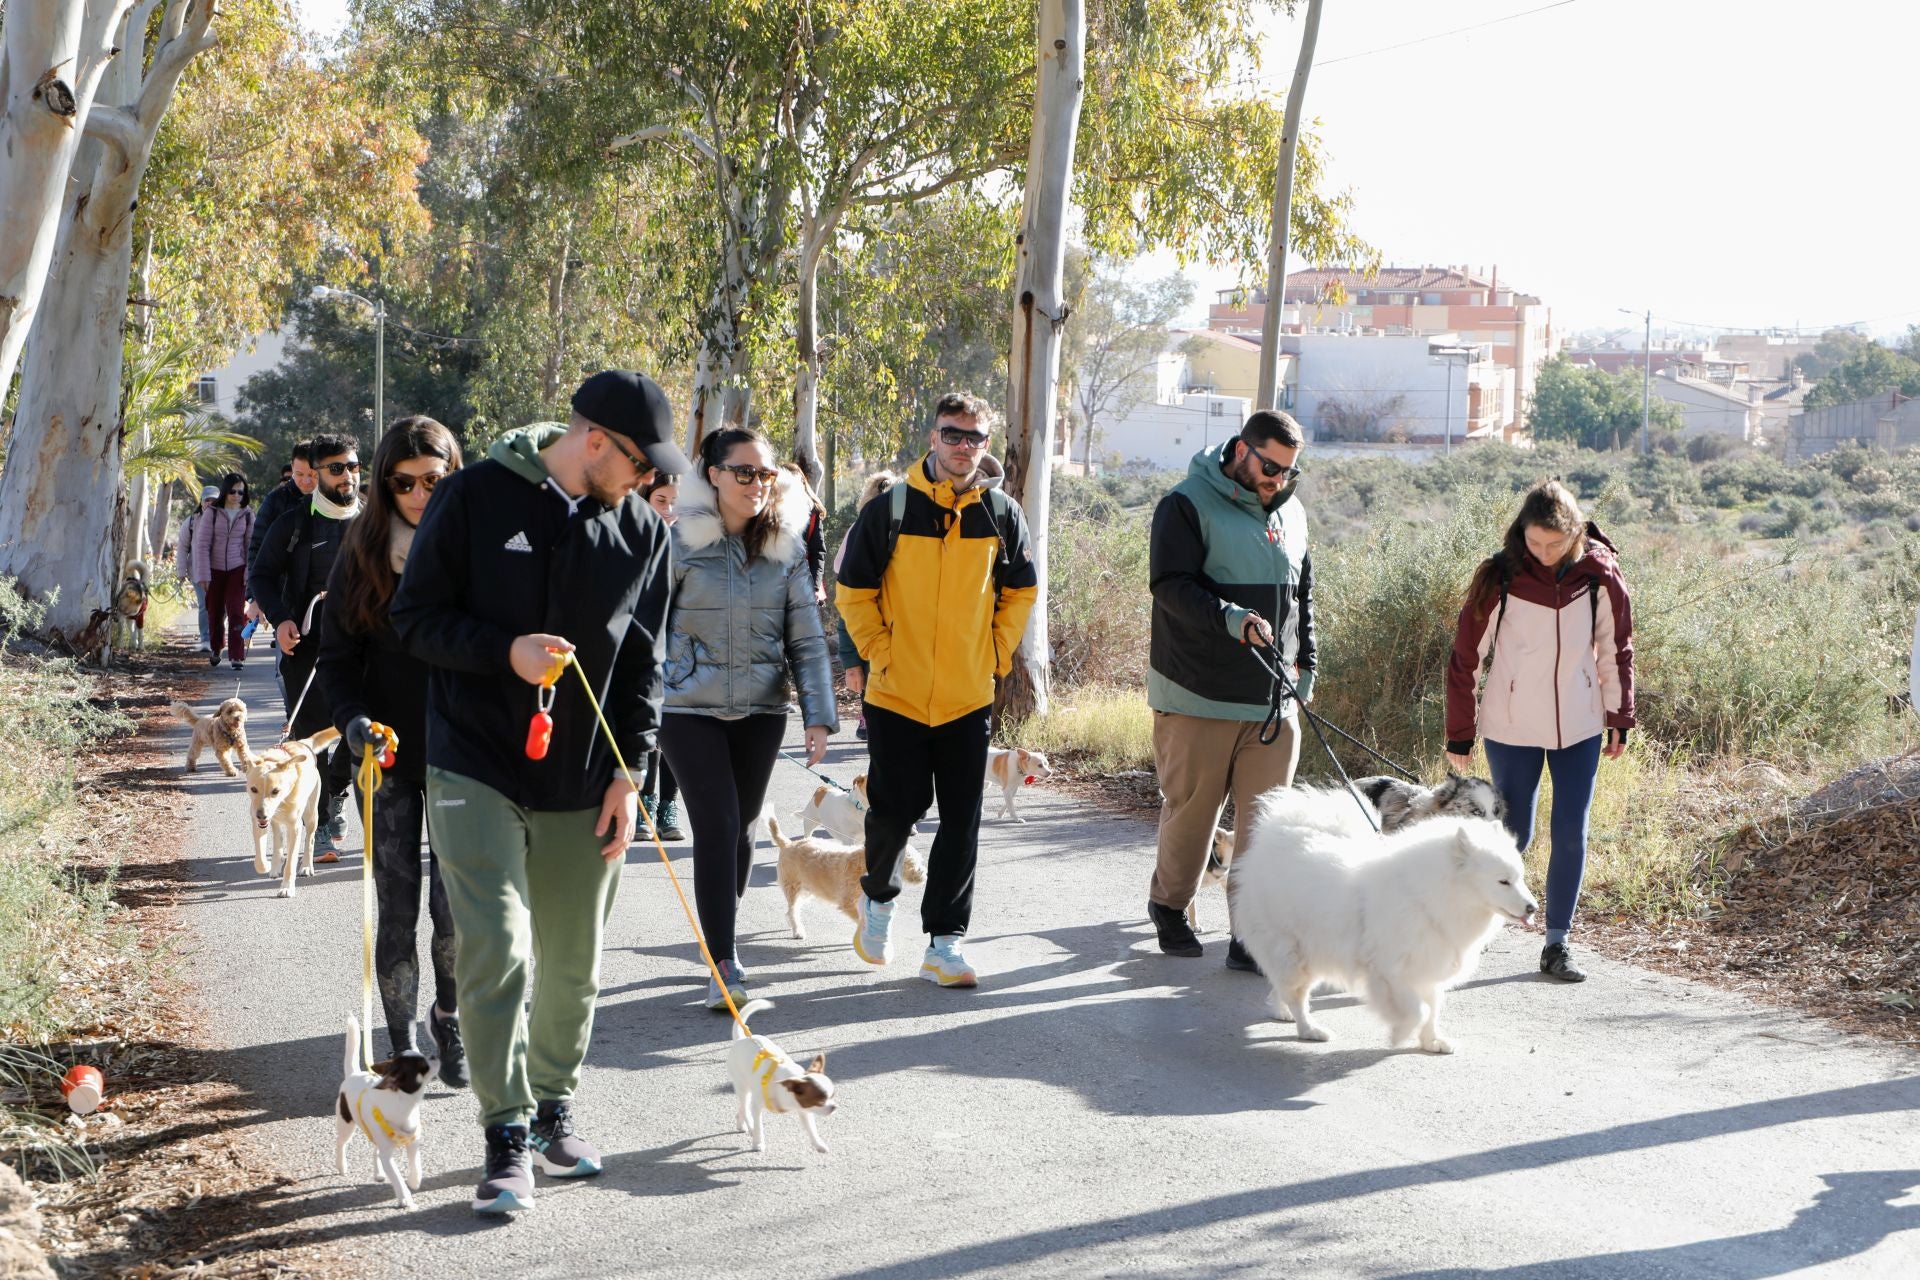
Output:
[729, 1000, 837, 1154]
[334, 1015, 437, 1209]
[986, 747, 1053, 822]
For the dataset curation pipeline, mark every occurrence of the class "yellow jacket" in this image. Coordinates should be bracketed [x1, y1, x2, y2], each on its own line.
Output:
[835, 456, 1039, 727]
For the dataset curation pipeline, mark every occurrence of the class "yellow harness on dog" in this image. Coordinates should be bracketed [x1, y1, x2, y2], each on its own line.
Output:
[353, 1098, 414, 1148]
[752, 1048, 790, 1111]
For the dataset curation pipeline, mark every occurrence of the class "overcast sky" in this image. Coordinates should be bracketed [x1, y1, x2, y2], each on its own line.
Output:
[295, 0, 1916, 341]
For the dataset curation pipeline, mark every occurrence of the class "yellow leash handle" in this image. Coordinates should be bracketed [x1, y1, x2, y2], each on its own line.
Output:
[555, 651, 753, 1036]
[355, 722, 398, 1070]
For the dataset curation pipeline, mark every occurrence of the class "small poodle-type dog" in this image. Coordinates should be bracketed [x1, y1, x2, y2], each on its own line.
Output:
[1230, 786, 1537, 1054]
[986, 746, 1052, 822]
[170, 697, 252, 776]
[1354, 773, 1505, 833]
[244, 726, 340, 898]
[113, 561, 149, 651]
[793, 775, 869, 845]
[766, 814, 924, 939]
[729, 1000, 837, 1153]
[334, 1015, 436, 1210]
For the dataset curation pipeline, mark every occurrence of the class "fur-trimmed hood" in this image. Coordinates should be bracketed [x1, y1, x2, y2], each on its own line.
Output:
[673, 461, 814, 565]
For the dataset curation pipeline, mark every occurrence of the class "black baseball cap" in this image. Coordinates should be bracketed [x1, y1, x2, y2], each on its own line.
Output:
[570, 370, 690, 476]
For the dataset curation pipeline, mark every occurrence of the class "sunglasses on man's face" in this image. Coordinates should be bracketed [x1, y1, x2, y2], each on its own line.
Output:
[385, 470, 444, 496]
[938, 426, 990, 449]
[718, 464, 780, 487]
[1247, 447, 1300, 482]
[319, 460, 361, 478]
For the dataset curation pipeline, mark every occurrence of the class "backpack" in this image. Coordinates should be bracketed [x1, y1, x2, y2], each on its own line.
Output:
[883, 480, 1013, 585]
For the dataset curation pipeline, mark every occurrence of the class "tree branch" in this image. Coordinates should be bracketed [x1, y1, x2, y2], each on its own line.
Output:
[82, 102, 142, 163]
[607, 122, 718, 163]
[849, 146, 1023, 208]
[135, 0, 215, 137]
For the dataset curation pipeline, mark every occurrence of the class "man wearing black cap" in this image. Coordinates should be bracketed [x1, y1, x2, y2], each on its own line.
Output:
[392, 370, 687, 1216]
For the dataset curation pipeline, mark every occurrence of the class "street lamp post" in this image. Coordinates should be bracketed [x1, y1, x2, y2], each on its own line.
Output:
[1430, 342, 1481, 456]
[313, 286, 387, 438]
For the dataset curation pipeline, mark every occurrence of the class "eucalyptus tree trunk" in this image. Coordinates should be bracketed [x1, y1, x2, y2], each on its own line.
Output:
[0, 0, 215, 637]
[0, 0, 133, 397]
[997, 0, 1085, 725]
[1255, 0, 1324, 411]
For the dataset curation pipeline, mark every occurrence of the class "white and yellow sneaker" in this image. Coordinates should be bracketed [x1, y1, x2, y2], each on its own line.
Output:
[920, 935, 978, 988]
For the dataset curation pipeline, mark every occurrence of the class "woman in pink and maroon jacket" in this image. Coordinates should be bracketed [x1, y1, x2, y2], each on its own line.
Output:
[193, 471, 255, 671]
[1444, 480, 1635, 983]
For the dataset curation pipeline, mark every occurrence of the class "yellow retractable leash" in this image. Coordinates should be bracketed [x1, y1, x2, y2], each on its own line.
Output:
[543, 650, 755, 1037]
[354, 722, 399, 1070]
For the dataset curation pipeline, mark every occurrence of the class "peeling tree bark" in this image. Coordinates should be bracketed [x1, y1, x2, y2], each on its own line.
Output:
[0, 0, 215, 636]
[0, 0, 136, 397]
[998, 0, 1084, 725]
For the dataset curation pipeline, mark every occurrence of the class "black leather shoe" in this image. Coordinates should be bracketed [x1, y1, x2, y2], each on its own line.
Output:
[1148, 902, 1203, 957]
[1540, 943, 1588, 982]
[1225, 937, 1262, 973]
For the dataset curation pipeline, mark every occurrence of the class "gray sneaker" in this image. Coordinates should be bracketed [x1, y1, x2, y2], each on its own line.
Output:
[530, 1100, 602, 1178]
[473, 1123, 535, 1215]
[705, 959, 750, 1012]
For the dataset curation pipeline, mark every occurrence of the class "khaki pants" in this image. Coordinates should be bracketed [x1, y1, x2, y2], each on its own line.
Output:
[1149, 710, 1300, 911]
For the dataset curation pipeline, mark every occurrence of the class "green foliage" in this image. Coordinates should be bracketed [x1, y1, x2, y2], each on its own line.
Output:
[1790, 328, 1874, 381]
[1529, 354, 1686, 450]
[121, 341, 262, 488]
[1801, 339, 1920, 410]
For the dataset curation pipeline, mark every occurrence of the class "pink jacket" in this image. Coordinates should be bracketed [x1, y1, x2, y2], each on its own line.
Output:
[192, 504, 253, 578]
[1445, 525, 1635, 752]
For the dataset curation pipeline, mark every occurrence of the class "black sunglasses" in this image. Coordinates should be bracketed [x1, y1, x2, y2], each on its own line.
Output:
[590, 425, 651, 474]
[385, 470, 445, 496]
[319, 459, 361, 477]
[938, 426, 990, 449]
[1245, 444, 1300, 482]
[718, 463, 780, 486]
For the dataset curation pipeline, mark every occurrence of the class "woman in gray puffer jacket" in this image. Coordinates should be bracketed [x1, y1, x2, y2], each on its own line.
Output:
[660, 426, 838, 1010]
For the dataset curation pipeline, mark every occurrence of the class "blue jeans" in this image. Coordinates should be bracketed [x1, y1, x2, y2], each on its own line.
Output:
[1483, 734, 1603, 935]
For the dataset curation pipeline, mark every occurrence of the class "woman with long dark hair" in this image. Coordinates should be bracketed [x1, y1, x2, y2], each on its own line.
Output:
[660, 427, 837, 1010]
[317, 416, 468, 1080]
[1444, 479, 1636, 983]
[192, 472, 254, 670]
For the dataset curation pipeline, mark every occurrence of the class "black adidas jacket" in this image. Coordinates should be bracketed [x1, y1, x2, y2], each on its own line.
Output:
[390, 424, 673, 811]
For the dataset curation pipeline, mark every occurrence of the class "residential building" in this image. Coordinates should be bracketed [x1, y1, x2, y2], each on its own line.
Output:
[1210, 264, 1556, 423]
[1713, 332, 1826, 381]
[1283, 331, 1513, 446]
[1647, 367, 1761, 442]
[1171, 328, 1293, 406]
[1070, 391, 1250, 473]
[1786, 391, 1920, 462]
[194, 327, 292, 421]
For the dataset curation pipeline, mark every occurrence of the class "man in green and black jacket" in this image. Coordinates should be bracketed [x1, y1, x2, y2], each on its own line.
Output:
[1146, 410, 1316, 966]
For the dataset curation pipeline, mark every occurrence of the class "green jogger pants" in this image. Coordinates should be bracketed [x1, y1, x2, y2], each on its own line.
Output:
[426, 767, 625, 1128]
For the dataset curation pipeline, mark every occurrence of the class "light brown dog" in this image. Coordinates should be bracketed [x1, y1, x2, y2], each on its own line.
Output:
[170, 697, 253, 776]
[986, 747, 1052, 822]
[244, 727, 340, 898]
[1187, 825, 1236, 930]
[767, 814, 924, 940]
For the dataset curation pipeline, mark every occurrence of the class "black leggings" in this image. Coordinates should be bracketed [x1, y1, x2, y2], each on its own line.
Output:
[658, 713, 786, 964]
[356, 775, 458, 1050]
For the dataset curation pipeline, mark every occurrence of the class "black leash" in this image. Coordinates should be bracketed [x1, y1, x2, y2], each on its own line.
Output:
[1246, 641, 1420, 834]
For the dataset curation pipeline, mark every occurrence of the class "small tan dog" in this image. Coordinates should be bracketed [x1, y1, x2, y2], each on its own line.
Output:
[1187, 826, 1236, 929]
[170, 697, 253, 776]
[986, 747, 1052, 822]
[244, 727, 340, 898]
[767, 814, 924, 939]
[793, 774, 869, 844]
[729, 1000, 837, 1153]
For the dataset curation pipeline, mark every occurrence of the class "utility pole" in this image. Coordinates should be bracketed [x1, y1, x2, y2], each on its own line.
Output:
[1255, 0, 1325, 410]
[1640, 307, 1652, 455]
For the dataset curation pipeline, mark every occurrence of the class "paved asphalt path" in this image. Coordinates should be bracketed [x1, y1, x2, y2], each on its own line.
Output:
[168, 655, 1920, 1278]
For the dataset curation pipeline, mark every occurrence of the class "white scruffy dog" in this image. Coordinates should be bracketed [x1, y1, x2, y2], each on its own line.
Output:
[1229, 786, 1537, 1054]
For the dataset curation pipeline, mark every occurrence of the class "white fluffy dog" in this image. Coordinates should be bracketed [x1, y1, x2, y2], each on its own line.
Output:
[1229, 786, 1537, 1054]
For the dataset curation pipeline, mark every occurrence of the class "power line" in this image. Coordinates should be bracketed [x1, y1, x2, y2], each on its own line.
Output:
[1234, 0, 1584, 85]
[1642, 307, 1920, 337]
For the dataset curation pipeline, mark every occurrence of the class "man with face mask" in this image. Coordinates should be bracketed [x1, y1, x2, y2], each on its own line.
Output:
[390, 371, 683, 1216]
[252, 432, 364, 860]
[1145, 409, 1316, 967]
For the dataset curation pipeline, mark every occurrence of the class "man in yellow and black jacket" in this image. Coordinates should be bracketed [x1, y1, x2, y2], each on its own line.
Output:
[835, 392, 1039, 988]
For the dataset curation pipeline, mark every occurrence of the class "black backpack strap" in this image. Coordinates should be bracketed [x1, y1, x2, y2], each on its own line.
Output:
[883, 481, 1010, 593]
[1589, 573, 1602, 637]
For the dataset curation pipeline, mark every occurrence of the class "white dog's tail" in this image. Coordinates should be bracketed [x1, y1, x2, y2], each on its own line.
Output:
[344, 1015, 362, 1077]
[1250, 784, 1379, 844]
[169, 700, 200, 726]
[732, 999, 773, 1039]
[764, 812, 792, 850]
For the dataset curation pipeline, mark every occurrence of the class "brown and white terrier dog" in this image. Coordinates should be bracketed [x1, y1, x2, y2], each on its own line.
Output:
[728, 1000, 836, 1153]
[986, 747, 1052, 822]
[334, 1015, 436, 1210]
[171, 697, 253, 776]
[793, 774, 870, 845]
[244, 726, 340, 897]
[766, 814, 924, 940]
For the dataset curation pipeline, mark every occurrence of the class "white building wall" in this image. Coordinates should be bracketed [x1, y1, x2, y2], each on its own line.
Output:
[1285, 332, 1495, 444]
[1649, 371, 1758, 441]
[1088, 393, 1249, 472]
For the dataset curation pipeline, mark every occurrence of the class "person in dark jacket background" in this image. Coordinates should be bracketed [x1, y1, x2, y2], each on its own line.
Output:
[252, 433, 362, 861]
[390, 370, 683, 1217]
[1146, 409, 1316, 966]
[248, 440, 316, 572]
[317, 416, 466, 1083]
[639, 473, 685, 841]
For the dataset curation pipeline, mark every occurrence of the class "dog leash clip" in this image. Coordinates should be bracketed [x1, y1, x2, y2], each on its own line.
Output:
[367, 721, 398, 770]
